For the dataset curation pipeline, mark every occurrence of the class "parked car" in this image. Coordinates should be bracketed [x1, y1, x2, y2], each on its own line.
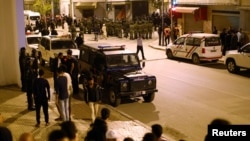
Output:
[166, 33, 222, 64]
[38, 35, 79, 70]
[78, 43, 158, 107]
[224, 43, 250, 73]
[25, 32, 41, 56]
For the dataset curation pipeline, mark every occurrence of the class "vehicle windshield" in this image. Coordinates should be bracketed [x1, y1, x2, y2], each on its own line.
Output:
[27, 37, 41, 44]
[106, 54, 139, 67]
[30, 16, 40, 20]
[51, 40, 77, 50]
[205, 37, 221, 46]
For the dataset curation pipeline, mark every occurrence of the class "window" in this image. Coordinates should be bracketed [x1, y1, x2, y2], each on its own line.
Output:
[205, 37, 221, 46]
[51, 40, 76, 50]
[186, 37, 194, 46]
[175, 37, 185, 45]
[80, 48, 89, 62]
[193, 38, 201, 46]
[242, 45, 250, 53]
[27, 37, 41, 44]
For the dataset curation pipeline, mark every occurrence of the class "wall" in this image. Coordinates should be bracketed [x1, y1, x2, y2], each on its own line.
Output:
[0, 0, 25, 86]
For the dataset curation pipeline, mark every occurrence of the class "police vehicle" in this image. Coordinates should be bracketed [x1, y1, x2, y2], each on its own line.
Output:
[224, 42, 250, 73]
[166, 33, 222, 64]
[78, 43, 158, 107]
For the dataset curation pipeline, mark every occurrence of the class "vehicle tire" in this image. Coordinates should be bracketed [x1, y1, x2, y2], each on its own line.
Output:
[143, 92, 155, 102]
[166, 49, 174, 59]
[109, 89, 121, 107]
[226, 59, 240, 73]
[192, 54, 200, 64]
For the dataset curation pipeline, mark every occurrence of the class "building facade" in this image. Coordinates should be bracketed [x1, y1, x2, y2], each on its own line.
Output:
[171, 0, 250, 34]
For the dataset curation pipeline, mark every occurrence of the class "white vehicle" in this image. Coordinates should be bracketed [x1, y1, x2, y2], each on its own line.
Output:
[24, 10, 40, 26]
[25, 32, 41, 56]
[166, 33, 222, 64]
[224, 43, 250, 73]
[38, 35, 79, 68]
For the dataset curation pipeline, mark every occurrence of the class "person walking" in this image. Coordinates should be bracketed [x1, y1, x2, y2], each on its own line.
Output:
[55, 67, 70, 121]
[84, 76, 103, 123]
[102, 23, 107, 40]
[136, 34, 146, 60]
[33, 69, 50, 127]
[25, 57, 36, 111]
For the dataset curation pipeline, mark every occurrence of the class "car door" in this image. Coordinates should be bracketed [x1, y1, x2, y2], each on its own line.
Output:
[172, 37, 185, 58]
[237, 44, 250, 68]
[183, 37, 196, 59]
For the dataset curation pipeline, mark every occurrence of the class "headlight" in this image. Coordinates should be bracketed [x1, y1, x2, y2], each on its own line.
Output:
[148, 80, 152, 85]
[121, 82, 127, 88]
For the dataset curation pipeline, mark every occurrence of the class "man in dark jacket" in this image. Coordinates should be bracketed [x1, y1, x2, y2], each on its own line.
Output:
[84, 76, 102, 123]
[33, 69, 50, 127]
[19, 47, 27, 92]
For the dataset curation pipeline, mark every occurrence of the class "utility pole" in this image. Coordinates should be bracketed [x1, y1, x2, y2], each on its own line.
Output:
[51, 0, 54, 20]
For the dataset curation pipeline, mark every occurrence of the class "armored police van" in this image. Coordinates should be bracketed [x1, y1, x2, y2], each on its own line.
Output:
[78, 43, 158, 107]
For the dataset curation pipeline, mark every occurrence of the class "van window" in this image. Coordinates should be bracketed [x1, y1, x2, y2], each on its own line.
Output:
[186, 37, 194, 46]
[80, 48, 89, 62]
[175, 37, 185, 45]
[193, 38, 201, 46]
[205, 37, 221, 46]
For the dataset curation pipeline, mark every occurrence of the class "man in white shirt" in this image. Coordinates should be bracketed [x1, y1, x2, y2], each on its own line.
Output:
[136, 34, 146, 60]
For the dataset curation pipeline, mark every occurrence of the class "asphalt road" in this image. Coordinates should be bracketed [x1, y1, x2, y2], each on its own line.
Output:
[116, 40, 250, 141]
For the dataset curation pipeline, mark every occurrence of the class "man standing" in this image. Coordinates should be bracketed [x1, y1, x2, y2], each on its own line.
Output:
[55, 67, 69, 121]
[53, 52, 63, 93]
[136, 34, 146, 60]
[66, 49, 79, 95]
[19, 47, 27, 92]
[33, 69, 50, 127]
[84, 76, 102, 123]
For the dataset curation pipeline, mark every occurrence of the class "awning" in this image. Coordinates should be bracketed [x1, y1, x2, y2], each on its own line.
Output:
[75, 2, 97, 9]
[173, 7, 199, 14]
[112, 2, 130, 5]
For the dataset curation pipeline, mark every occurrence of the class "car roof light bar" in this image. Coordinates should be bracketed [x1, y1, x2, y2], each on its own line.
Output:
[98, 45, 125, 50]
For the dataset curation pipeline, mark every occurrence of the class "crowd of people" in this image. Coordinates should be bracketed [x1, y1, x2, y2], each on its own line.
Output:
[219, 26, 249, 55]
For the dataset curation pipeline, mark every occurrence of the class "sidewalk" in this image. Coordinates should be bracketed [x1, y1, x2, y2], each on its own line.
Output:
[0, 82, 175, 141]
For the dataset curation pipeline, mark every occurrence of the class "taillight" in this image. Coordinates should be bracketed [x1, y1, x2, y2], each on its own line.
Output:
[202, 48, 205, 53]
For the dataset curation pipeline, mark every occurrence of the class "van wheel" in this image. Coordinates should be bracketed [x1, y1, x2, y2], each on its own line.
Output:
[192, 54, 200, 64]
[109, 89, 121, 107]
[226, 59, 240, 73]
[166, 50, 174, 59]
[143, 93, 155, 102]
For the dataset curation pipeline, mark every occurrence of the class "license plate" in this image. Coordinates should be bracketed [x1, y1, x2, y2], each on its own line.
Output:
[210, 50, 216, 52]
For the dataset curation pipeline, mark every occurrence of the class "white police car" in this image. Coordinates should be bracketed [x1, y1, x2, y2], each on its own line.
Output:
[25, 31, 41, 56]
[224, 43, 250, 73]
[38, 35, 79, 67]
[166, 33, 222, 64]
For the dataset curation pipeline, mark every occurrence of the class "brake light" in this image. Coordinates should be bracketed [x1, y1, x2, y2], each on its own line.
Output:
[202, 48, 205, 54]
